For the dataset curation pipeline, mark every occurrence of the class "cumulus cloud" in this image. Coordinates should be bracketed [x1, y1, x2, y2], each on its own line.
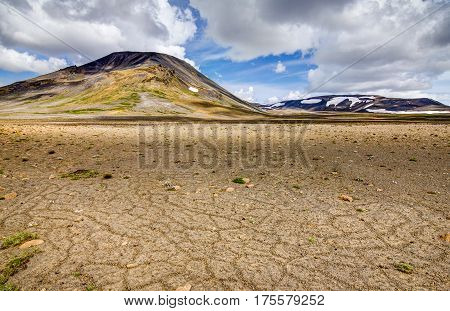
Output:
[190, 0, 317, 61]
[191, 0, 450, 100]
[282, 91, 303, 101]
[0, 0, 197, 73]
[235, 86, 255, 102]
[267, 96, 279, 104]
[0, 45, 67, 74]
[274, 61, 286, 73]
[305, 1, 450, 96]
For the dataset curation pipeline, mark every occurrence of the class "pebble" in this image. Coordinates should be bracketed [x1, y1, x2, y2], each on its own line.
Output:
[4, 192, 17, 200]
[439, 233, 450, 242]
[176, 283, 192, 291]
[338, 194, 353, 202]
[167, 185, 180, 191]
[126, 263, 138, 268]
[164, 181, 180, 191]
[225, 187, 235, 192]
[19, 239, 44, 249]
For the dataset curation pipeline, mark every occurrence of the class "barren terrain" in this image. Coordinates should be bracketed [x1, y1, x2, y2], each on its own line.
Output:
[0, 121, 448, 290]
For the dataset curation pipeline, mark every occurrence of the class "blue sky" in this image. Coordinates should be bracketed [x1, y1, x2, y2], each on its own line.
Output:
[171, 0, 315, 102]
[0, 0, 449, 104]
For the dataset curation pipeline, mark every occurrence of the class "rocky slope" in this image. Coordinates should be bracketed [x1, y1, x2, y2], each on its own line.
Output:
[263, 95, 450, 114]
[0, 52, 261, 118]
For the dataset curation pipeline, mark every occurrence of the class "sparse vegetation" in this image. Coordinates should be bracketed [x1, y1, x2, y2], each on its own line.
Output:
[61, 169, 99, 180]
[148, 89, 167, 99]
[232, 177, 246, 184]
[72, 271, 81, 278]
[65, 108, 105, 114]
[308, 237, 316, 244]
[0, 283, 18, 291]
[1, 231, 38, 249]
[394, 262, 414, 274]
[292, 184, 301, 189]
[86, 283, 98, 291]
[0, 250, 38, 290]
[409, 157, 417, 162]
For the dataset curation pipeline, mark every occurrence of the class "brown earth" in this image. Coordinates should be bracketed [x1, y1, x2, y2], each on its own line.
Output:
[0, 121, 448, 290]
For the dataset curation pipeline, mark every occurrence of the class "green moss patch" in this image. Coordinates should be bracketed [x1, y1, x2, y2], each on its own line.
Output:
[0, 250, 38, 290]
[1, 232, 38, 249]
[61, 169, 99, 180]
[232, 177, 246, 184]
[394, 262, 414, 274]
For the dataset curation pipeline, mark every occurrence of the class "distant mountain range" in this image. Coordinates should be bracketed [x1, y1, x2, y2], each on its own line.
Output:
[0, 52, 449, 118]
[262, 95, 450, 114]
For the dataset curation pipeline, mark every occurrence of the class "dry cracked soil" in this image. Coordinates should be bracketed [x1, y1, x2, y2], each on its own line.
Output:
[0, 121, 448, 290]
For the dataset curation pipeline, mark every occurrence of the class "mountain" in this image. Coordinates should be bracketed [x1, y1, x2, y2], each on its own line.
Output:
[263, 95, 450, 114]
[1, 53, 449, 118]
[0, 51, 261, 118]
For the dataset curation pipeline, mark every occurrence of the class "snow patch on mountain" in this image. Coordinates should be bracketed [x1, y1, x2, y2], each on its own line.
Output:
[326, 97, 363, 107]
[366, 109, 449, 114]
[301, 98, 322, 104]
[269, 102, 286, 108]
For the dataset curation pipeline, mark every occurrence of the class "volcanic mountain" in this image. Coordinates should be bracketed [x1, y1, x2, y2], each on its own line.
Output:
[263, 95, 450, 114]
[0, 52, 261, 118]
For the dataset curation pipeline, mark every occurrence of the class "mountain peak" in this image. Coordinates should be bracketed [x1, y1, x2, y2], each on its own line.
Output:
[77, 51, 183, 74]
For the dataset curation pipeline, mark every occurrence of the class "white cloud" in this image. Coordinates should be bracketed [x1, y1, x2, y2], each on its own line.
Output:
[283, 91, 303, 101]
[274, 61, 286, 73]
[0, 0, 197, 73]
[267, 96, 279, 104]
[305, 0, 450, 98]
[190, 0, 317, 61]
[235, 86, 255, 102]
[0, 45, 67, 74]
[191, 0, 450, 101]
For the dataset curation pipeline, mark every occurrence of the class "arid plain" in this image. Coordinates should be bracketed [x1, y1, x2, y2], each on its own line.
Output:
[0, 121, 448, 290]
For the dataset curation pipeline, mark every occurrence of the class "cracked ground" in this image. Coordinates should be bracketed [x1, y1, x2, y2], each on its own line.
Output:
[0, 121, 448, 290]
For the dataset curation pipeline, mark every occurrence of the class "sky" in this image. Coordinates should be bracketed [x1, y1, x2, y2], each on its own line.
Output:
[0, 0, 449, 104]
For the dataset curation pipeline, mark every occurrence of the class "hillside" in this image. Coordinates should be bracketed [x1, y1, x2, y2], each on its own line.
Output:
[0, 52, 262, 118]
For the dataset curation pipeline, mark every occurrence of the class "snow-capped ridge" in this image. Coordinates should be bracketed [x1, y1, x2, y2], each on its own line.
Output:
[263, 95, 449, 114]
